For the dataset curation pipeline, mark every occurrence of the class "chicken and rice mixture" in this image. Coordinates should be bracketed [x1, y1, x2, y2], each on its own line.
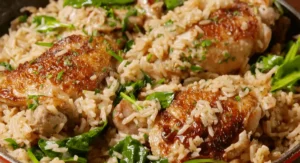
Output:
[0, 0, 299, 162]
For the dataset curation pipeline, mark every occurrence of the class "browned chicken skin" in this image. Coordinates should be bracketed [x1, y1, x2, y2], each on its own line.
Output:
[194, 2, 271, 74]
[0, 35, 118, 135]
[149, 81, 261, 162]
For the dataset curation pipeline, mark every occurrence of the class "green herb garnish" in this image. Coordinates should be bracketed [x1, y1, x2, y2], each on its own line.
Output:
[146, 92, 174, 109]
[0, 62, 14, 71]
[36, 42, 53, 47]
[18, 15, 28, 23]
[63, 0, 135, 8]
[191, 65, 203, 72]
[57, 71, 64, 81]
[4, 138, 19, 149]
[122, 8, 137, 32]
[33, 15, 74, 33]
[108, 50, 123, 62]
[201, 39, 212, 47]
[27, 95, 40, 110]
[164, 0, 184, 10]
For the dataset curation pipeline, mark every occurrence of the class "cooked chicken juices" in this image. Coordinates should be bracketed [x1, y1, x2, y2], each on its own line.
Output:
[0, 35, 118, 135]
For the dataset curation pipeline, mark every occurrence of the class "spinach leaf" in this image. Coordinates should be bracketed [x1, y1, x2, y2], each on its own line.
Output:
[146, 92, 174, 109]
[18, 15, 28, 23]
[4, 138, 19, 149]
[256, 55, 284, 72]
[38, 139, 65, 158]
[0, 62, 14, 71]
[28, 147, 45, 161]
[27, 148, 41, 163]
[33, 15, 74, 33]
[124, 39, 134, 52]
[109, 136, 149, 163]
[164, 0, 184, 10]
[66, 121, 107, 153]
[283, 38, 300, 64]
[63, 0, 135, 8]
[184, 159, 227, 163]
[272, 71, 300, 91]
[271, 38, 300, 91]
[122, 8, 137, 32]
[108, 50, 123, 62]
[113, 74, 152, 106]
[120, 92, 143, 110]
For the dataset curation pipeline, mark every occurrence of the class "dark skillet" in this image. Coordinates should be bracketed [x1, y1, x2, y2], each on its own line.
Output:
[0, 0, 299, 162]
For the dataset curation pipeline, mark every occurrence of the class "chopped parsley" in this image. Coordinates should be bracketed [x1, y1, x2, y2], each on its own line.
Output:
[4, 138, 19, 149]
[124, 40, 134, 52]
[164, 19, 174, 26]
[154, 78, 165, 85]
[147, 54, 153, 62]
[63, 58, 72, 66]
[120, 92, 142, 110]
[108, 50, 123, 62]
[122, 8, 137, 32]
[82, 25, 88, 35]
[201, 39, 212, 47]
[0, 62, 14, 71]
[191, 65, 203, 72]
[36, 42, 53, 47]
[18, 15, 28, 23]
[56, 71, 64, 81]
[94, 89, 101, 95]
[46, 73, 53, 79]
[27, 95, 40, 110]
[108, 21, 117, 27]
[233, 11, 240, 16]
[235, 95, 241, 101]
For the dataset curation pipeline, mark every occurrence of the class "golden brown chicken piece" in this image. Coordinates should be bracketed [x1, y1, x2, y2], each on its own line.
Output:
[0, 35, 118, 134]
[196, 2, 271, 74]
[149, 76, 262, 162]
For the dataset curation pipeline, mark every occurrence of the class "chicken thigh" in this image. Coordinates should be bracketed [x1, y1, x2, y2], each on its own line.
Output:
[0, 35, 118, 134]
[149, 76, 262, 162]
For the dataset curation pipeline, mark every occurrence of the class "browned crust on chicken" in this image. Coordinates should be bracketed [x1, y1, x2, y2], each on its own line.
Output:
[149, 86, 258, 161]
[0, 35, 119, 106]
[201, 2, 259, 42]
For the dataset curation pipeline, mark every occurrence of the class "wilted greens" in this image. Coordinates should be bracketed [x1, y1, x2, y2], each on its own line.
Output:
[253, 38, 300, 91]
[109, 136, 168, 163]
[113, 73, 152, 106]
[146, 92, 174, 109]
[63, 0, 135, 8]
[33, 16, 74, 33]
[0, 62, 14, 71]
[271, 38, 300, 91]
[164, 0, 184, 10]
[4, 138, 19, 149]
[28, 122, 107, 163]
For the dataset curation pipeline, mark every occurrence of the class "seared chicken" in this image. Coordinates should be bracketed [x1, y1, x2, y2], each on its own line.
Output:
[194, 2, 271, 74]
[149, 76, 262, 162]
[125, 0, 275, 81]
[0, 35, 118, 135]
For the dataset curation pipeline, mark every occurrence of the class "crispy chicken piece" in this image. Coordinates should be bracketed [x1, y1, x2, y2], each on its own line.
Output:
[192, 2, 272, 74]
[149, 77, 262, 162]
[0, 35, 118, 134]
